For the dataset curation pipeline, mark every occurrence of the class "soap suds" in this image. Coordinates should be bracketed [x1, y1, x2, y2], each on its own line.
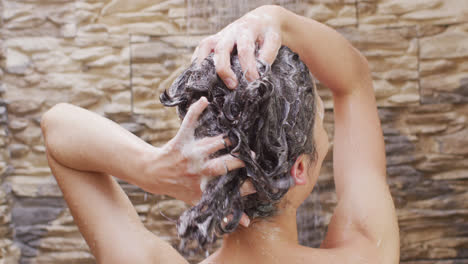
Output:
[161, 46, 318, 251]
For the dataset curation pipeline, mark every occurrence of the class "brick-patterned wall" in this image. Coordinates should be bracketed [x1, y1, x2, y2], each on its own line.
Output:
[1, 0, 467, 263]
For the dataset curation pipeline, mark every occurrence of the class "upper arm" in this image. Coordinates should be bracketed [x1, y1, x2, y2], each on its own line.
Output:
[279, 9, 399, 260]
[46, 153, 188, 264]
[322, 71, 399, 262]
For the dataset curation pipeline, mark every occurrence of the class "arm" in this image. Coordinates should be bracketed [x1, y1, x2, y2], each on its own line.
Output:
[276, 7, 399, 262]
[42, 99, 242, 202]
[45, 152, 185, 264]
[41, 99, 244, 263]
[193, 5, 399, 262]
[277, 7, 399, 254]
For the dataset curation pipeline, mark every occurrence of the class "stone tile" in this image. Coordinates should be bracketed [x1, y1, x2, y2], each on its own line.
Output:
[130, 35, 207, 116]
[101, 0, 165, 15]
[6, 176, 62, 198]
[4, 48, 31, 74]
[97, 0, 185, 35]
[300, 0, 357, 28]
[338, 27, 420, 107]
[2, 0, 76, 38]
[2, 37, 131, 114]
[313, 104, 468, 260]
[24, 251, 95, 264]
[436, 129, 468, 155]
[357, 0, 468, 29]
[36, 237, 89, 252]
[1, 1, 468, 263]
[0, 0, 3, 27]
[1, 16, 133, 262]
[0, 238, 21, 263]
[384, 105, 468, 260]
[420, 24, 468, 104]
[420, 24, 468, 60]
[186, 0, 302, 34]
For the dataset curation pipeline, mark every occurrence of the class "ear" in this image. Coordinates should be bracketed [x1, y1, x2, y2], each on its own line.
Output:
[290, 155, 308, 185]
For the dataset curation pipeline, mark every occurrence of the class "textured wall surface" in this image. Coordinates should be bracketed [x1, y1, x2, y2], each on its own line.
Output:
[1, 0, 468, 263]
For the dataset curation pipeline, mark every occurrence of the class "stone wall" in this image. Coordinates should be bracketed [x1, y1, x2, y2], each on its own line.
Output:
[1, 0, 468, 263]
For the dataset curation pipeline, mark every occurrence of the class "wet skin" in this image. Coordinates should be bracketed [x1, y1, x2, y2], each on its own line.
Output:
[41, 5, 399, 264]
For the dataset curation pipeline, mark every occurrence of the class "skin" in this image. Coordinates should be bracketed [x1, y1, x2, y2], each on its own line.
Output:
[41, 5, 399, 264]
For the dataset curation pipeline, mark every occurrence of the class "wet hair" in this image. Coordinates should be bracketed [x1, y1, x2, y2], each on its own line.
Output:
[160, 46, 316, 251]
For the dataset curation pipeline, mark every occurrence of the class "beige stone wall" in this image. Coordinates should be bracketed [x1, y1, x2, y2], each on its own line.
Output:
[1, 0, 468, 263]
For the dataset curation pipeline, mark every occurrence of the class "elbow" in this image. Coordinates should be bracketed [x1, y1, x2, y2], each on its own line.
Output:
[41, 103, 70, 149]
[354, 48, 373, 85]
[41, 103, 69, 131]
[98, 249, 155, 264]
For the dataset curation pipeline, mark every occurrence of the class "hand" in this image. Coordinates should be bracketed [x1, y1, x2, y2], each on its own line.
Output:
[191, 5, 283, 89]
[149, 97, 255, 226]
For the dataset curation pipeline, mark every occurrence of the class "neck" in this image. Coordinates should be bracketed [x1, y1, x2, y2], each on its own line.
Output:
[215, 206, 299, 262]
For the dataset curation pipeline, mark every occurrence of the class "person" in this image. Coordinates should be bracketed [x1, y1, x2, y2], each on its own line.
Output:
[161, 34, 325, 250]
[41, 5, 399, 264]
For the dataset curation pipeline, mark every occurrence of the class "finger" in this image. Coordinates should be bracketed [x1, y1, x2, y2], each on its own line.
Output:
[240, 180, 256, 196]
[192, 36, 217, 64]
[256, 34, 265, 48]
[213, 37, 238, 89]
[197, 135, 231, 155]
[258, 29, 281, 66]
[203, 154, 245, 177]
[237, 31, 259, 82]
[178, 97, 209, 136]
[239, 213, 251, 227]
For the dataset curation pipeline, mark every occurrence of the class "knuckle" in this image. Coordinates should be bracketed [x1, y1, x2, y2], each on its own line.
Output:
[200, 36, 214, 46]
[215, 66, 229, 77]
[237, 43, 254, 55]
[247, 67, 257, 77]
[268, 31, 281, 42]
[237, 32, 249, 43]
[213, 44, 225, 55]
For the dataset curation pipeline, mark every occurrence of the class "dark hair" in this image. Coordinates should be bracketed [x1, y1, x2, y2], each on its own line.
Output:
[160, 46, 316, 251]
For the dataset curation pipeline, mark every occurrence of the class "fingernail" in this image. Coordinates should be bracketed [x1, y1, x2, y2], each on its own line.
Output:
[243, 188, 256, 196]
[244, 217, 250, 227]
[225, 78, 237, 89]
[246, 73, 253, 82]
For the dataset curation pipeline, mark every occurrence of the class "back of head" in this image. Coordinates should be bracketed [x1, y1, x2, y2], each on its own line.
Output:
[160, 46, 316, 251]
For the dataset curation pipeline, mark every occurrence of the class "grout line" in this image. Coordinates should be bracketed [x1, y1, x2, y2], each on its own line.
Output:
[355, 0, 359, 28]
[416, 31, 422, 106]
[129, 33, 134, 115]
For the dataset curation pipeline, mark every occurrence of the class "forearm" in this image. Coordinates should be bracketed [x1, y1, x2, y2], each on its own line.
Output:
[278, 6, 371, 96]
[41, 100, 239, 202]
[41, 103, 157, 189]
[46, 146, 189, 264]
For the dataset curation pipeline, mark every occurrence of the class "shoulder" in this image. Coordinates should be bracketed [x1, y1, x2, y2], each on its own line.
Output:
[320, 181, 400, 263]
[98, 231, 189, 264]
[295, 240, 397, 264]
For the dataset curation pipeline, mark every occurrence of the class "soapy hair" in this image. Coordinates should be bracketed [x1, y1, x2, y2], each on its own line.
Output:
[160, 46, 316, 251]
